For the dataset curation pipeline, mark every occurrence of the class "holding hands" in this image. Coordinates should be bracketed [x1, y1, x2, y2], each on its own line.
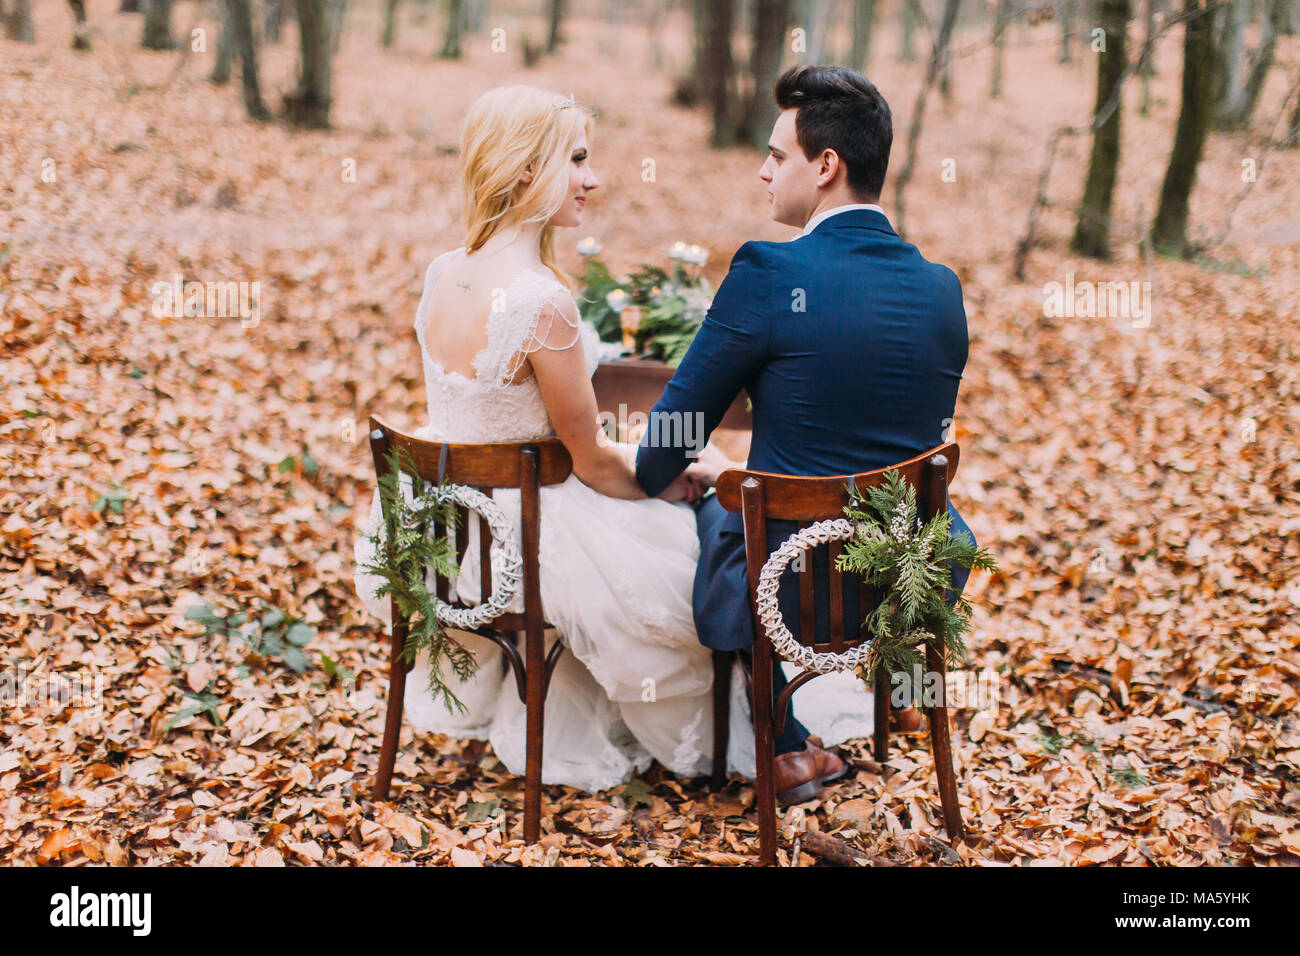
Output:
[656, 442, 744, 504]
[686, 441, 744, 488]
[657, 470, 707, 504]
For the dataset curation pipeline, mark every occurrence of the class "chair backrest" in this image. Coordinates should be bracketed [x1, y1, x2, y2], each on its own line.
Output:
[714, 442, 960, 657]
[367, 413, 573, 624]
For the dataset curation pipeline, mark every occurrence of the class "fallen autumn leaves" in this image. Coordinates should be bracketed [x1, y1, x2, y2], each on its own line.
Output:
[2, 7, 1298, 866]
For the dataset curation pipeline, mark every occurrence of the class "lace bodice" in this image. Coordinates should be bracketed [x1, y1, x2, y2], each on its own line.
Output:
[413, 247, 601, 443]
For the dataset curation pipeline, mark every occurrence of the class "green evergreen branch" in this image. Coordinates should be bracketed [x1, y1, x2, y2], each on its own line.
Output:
[837, 469, 1000, 689]
[360, 446, 479, 716]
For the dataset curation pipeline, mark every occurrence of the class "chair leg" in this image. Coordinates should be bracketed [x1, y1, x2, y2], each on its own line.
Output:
[873, 667, 889, 763]
[754, 730, 777, 866]
[711, 650, 732, 789]
[923, 642, 964, 845]
[372, 620, 409, 802]
[752, 646, 777, 866]
[523, 627, 545, 844]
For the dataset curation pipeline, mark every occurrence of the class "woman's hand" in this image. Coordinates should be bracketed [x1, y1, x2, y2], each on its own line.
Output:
[686, 442, 743, 488]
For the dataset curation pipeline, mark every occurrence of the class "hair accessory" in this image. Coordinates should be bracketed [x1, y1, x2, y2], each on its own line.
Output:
[553, 93, 577, 110]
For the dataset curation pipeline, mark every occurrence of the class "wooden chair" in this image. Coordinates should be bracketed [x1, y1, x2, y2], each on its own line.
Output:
[710, 442, 966, 865]
[367, 414, 573, 844]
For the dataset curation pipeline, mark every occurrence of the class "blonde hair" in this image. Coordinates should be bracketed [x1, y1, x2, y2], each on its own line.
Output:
[459, 86, 591, 290]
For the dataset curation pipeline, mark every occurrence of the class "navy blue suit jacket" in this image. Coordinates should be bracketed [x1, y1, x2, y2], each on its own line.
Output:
[635, 208, 975, 651]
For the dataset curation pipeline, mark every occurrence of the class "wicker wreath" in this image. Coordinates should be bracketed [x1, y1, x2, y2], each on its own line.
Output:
[754, 519, 870, 675]
[412, 483, 522, 630]
[756, 518, 940, 676]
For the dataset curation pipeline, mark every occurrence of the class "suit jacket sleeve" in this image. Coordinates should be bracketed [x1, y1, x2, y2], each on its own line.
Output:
[635, 241, 771, 497]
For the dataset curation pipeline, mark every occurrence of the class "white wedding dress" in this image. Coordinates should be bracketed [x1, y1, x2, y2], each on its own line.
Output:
[353, 248, 877, 792]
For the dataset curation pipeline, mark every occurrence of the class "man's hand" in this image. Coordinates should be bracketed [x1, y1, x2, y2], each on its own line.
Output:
[657, 470, 706, 504]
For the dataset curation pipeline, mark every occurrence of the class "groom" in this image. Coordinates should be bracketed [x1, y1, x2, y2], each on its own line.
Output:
[635, 65, 975, 804]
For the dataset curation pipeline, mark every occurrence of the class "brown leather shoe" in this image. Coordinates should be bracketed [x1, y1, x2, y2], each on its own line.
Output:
[773, 742, 849, 805]
[889, 706, 926, 734]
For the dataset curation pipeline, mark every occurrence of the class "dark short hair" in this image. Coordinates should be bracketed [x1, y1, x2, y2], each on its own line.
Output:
[774, 65, 892, 200]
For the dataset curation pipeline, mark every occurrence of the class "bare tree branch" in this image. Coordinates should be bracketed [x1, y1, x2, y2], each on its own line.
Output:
[1203, 70, 1300, 249]
[893, 0, 963, 239]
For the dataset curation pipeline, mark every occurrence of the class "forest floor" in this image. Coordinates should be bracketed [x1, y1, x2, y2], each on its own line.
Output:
[1, 2, 1298, 866]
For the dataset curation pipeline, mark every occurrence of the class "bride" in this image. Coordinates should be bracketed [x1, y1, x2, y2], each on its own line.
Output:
[353, 85, 873, 792]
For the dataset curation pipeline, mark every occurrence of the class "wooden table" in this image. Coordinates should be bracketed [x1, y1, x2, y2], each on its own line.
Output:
[592, 357, 752, 460]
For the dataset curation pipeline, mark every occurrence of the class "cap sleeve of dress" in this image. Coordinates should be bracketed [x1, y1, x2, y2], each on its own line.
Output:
[501, 274, 583, 383]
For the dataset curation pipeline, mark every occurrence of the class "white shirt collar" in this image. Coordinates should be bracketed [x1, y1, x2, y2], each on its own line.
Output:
[800, 203, 886, 237]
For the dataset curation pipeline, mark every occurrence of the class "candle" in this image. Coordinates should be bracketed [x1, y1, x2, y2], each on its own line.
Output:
[577, 236, 602, 256]
[619, 306, 641, 352]
[669, 240, 687, 260]
[605, 289, 629, 312]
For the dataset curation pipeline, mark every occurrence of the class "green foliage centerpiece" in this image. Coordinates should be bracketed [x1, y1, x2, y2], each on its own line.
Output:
[836, 470, 999, 691]
[360, 446, 478, 715]
[576, 241, 714, 367]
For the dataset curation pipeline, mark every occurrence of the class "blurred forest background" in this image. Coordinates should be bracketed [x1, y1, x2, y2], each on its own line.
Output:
[1, 0, 1297, 866]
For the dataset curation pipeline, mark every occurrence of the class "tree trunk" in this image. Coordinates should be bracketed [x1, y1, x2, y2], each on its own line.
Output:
[647, 0, 668, 69]
[5, 0, 34, 42]
[120, 0, 141, 13]
[991, 0, 1010, 98]
[805, 0, 836, 62]
[850, 0, 877, 71]
[1070, 0, 1130, 260]
[1210, 0, 1246, 125]
[381, 0, 399, 47]
[212, 0, 234, 84]
[141, 0, 174, 49]
[743, 0, 789, 149]
[283, 0, 334, 128]
[1140, 0, 1157, 115]
[69, 0, 91, 49]
[1278, 0, 1295, 33]
[703, 0, 736, 148]
[598, 0, 623, 57]
[1285, 77, 1300, 146]
[1058, 0, 1073, 62]
[546, 0, 564, 53]
[328, 0, 346, 54]
[900, 0, 917, 61]
[230, 0, 270, 121]
[793, 0, 815, 62]
[1219, 0, 1283, 128]
[382, 0, 400, 47]
[466, 0, 485, 33]
[441, 0, 462, 57]
[1151, 0, 1214, 257]
[264, 0, 283, 42]
[1223, 0, 1248, 107]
